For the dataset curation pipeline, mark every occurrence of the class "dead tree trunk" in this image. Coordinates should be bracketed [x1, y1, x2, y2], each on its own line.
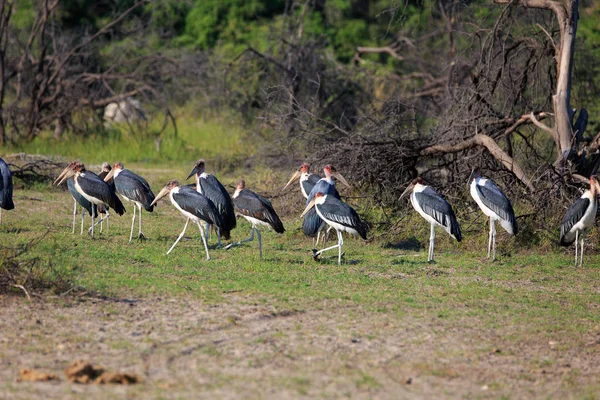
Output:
[494, 0, 581, 169]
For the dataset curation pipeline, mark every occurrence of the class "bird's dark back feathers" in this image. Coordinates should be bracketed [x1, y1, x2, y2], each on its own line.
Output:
[560, 197, 591, 246]
[78, 172, 126, 216]
[68, 177, 95, 217]
[199, 174, 236, 239]
[0, 158, 14, 210]
[415, 189, 462, 241]
[476, 180, 518, 234]
[234, 189, 284, 233]
[174, 186, 223, 227]
[317, 196, 367, 239]
[115, 169, 156, 212]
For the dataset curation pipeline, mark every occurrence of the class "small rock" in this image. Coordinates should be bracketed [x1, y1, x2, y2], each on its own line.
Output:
[481, 385, 489, 391]
[404, 377, 412, 385]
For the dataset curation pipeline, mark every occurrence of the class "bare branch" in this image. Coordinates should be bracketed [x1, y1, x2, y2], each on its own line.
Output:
[355, 46, 405, 61]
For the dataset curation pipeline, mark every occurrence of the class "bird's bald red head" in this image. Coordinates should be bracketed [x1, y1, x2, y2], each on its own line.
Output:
[300, 163, 310, 173]
[237, 179, 246, 190]
[167, 180, 179, 189]
[113, 162, 124, 170]
[314, 192, 325, 198]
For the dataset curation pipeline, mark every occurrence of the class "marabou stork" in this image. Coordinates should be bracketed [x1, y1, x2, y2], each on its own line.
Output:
[95, 162, 113, 232]
[301, 192, 366, 265]
[468, 168, 518, 261]
[104, 162, 155, 242]
[400, 178, 462, 262]
[225, 180, 285, 259]
[560, 176, 600, 267]
[186, 159, 236, 245]
[151, 180, 223, 260]
[55, 162, 125, 238]
[303, 165, 350, 245]
[283, 162, 321, 199]
[0, 157, 14, 224]
[67, 175, 95, 234]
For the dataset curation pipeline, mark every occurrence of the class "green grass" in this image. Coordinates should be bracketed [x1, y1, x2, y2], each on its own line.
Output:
[3, 176, 600, 341]
[4, 109, 252, 167]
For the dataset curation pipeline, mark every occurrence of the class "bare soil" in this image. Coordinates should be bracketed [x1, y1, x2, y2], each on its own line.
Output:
[1, 294, 599, 399]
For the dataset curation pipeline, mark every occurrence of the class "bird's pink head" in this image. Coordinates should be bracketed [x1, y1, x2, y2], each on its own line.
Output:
[186, 159, 206, 180]
[113, 162, 124, 171]
[236, 179, 246, 190]
[314, 192, 325, 198]
[468, 167, 481, 185]
[101, 162, 111, 172]
[299, 163, 310, 173]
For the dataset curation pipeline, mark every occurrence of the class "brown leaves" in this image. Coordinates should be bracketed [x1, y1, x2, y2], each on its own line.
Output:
[18, 369, 60, 382]
[19, 360, 141, 385]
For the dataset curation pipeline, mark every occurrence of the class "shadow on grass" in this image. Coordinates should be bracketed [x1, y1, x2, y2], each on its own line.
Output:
[383, 238, 422, 251]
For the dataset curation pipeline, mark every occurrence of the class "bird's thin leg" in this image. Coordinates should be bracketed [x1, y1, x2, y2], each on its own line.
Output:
[129, 204, 136, 243]
[492, 219, 497, 261]
[72, 199, 77, 234]
[324, 226, 333, 246]
[574, 231, 579, 267]
[337, 230, 344, 266]
[90, 209, 95, 239]
[225, 227, 255, 250]
[580, 232, 585, 268]
[487, 218, 493, 259]
[0, 208, 2, 225]
[257, 228, 262, 260]
[428, 223, 435, 262]
[167, 218, 190, 255]
[195, 220, 210, 260]
[100, 214, 103, 233]
[315, 233, 341, 258]
[106, 210, 109, 232]
[138, 204, 145, 240]
[216, 226, 222, 247]
[80, 207, 85, 235]
[205, 222, 210, 245]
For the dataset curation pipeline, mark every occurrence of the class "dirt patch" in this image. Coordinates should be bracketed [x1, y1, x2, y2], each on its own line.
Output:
[1, 295, 599, 399]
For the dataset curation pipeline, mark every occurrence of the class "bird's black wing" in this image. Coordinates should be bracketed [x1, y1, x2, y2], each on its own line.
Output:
[0, 158, 14, 210]
[116, 170, 156, 211]
[78, 172, 125, 215]
[476, 180, 517, 232]
[415, 188, 461, 241]
[301, 173, 321, 197]
[317, 196, 366, 239]
[302, 208, 323, 237]
[234, 189, 284, 233]
[560, 197, 590, 245]
[68, 177, 94, 216]
[174, 186, 223, 227]
[199, 174, 236, 238]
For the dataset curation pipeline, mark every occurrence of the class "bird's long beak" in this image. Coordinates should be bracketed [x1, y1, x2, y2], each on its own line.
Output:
[467, 169, 477, 186]
[186, 165, 199, 181]
[103, 168, 116, 182]
[57, 169, 76, 186]
[399, 184, 413, 200]
[300, 198, 317, 218]
[333, 171, 351, 188]
[283, 170, 301, 190]
[150, 186, 170, 207]
[53, 166, 71, 185]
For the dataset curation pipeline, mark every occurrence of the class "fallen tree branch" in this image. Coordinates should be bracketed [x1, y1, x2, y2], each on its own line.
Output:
[420, 133, 535, 192]
[355, 46, 405, 61]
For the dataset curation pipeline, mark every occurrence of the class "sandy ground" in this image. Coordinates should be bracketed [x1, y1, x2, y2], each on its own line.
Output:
[1, 294, 599, 399]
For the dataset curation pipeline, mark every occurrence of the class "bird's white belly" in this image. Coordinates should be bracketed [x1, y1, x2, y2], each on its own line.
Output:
[315, 206, 360, 237]
[242, 215, 272, 229]
[121, 195, 142, 208]
[170, 197, 202, 224]
[569, 201, 597, 236]
[470, 184, 499, 220]
[75, 180, 104, 206]
[411, 193, 442, 228]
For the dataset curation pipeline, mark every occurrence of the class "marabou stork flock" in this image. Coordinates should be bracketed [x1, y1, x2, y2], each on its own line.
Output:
[1, 155, 600, 266]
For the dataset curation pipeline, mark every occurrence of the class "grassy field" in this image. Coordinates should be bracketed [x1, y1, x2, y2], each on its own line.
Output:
[0, 156, 599, 398]
[1, 116, 600, 398]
